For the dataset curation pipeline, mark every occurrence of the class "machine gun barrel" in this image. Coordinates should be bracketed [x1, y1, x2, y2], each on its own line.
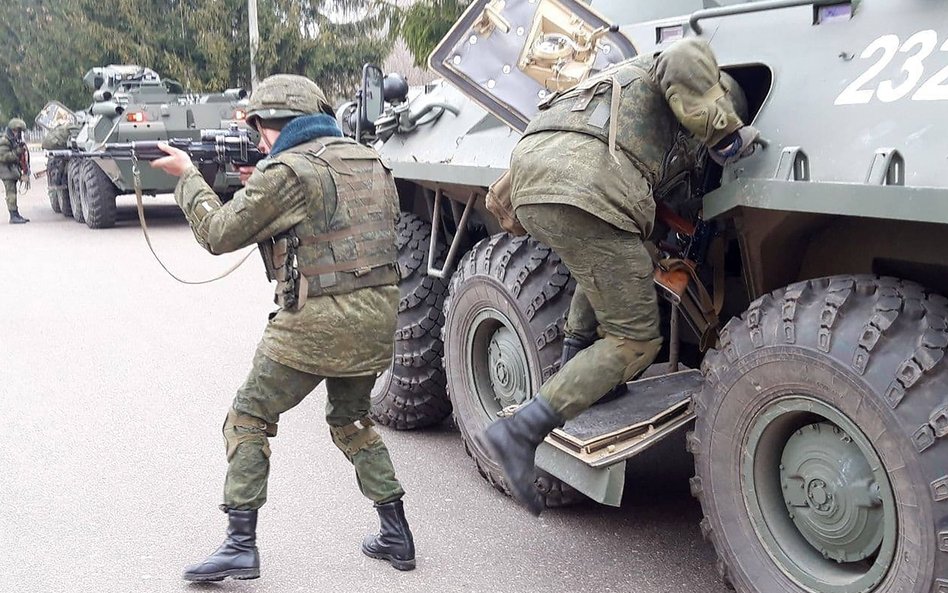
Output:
[46, 127, 264, 168]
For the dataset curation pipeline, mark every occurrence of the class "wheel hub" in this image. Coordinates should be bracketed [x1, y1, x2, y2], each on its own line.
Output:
[487, 326, 530, 408]
[780, 422, 884, 564]
[466, 308, 534, 418]
[742, 396, 897, 593]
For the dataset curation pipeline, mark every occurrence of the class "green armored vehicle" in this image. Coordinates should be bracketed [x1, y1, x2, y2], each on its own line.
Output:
[36, 65, 247, 229]
[362, 1, 948, 592]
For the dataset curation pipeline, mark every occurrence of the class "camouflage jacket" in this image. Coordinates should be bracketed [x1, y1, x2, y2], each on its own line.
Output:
[0, 132, 25, 180]
[42, 124, 81, 150]
[173, 145, 398, 377]
[510, 38, 745, 235]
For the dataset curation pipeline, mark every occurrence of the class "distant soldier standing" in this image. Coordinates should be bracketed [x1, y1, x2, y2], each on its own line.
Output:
[481, 38, 761, 515]
[151, 74, 415, 580]
[0, 118, 30, 224]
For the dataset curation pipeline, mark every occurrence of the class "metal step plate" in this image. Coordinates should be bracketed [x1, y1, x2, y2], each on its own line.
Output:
[547, 369, 704, 462]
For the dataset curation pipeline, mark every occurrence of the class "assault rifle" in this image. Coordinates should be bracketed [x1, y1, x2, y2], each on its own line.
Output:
[47, 126, 264, 169]
[17, 140, 31, 191]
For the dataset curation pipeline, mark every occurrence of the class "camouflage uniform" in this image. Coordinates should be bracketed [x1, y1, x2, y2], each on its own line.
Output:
[0, 119, 28, 219]
[179, 74, 414, 582]
[173, 138, 404, 509]
[42, 124, 80, 212]
[510, 37, 747, 419]
[479, 38, 753, 516]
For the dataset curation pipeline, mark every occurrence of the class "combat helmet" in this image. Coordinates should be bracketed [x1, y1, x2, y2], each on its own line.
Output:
[6, 118, 26, 131]
[246, 74, 333, 126]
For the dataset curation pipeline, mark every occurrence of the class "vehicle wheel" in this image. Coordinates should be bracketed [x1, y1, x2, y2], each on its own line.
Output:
[47, 158, 62, 213]
[443, 232, 584, 507]
[49, 190, 61, 213]
[370, 213, 452, 430]
[80, 160, 118, 229]
[56, 159, 74, 217]
[692, 275, 948, 593]
[67, 159, 85, 223]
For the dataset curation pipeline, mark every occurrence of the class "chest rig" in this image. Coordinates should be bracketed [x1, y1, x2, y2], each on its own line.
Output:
[524, 56, 702, 196]
[263, 137, 398, 310]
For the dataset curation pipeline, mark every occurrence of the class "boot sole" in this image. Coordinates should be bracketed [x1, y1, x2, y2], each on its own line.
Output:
[474, 431, 545, 516]
[361, 546, 416, 571]
[182, 568, 260, 582]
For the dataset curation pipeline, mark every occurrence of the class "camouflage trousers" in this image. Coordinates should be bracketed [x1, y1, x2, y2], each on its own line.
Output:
[517, 203, 662, 419]
[3, 179, 17, 211]
[222, 349, 405, 510]
[47, 157, 66, 208]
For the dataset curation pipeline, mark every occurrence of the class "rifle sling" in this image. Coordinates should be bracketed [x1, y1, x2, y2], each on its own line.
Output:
[133, 168, 255, 285]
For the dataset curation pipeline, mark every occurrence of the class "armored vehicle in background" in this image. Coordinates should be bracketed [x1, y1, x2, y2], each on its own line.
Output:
[361, 1, 948, 592]
[36, 65, 247, 229]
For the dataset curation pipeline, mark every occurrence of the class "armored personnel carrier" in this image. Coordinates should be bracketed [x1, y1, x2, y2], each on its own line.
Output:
[363, 1, 948, 592]
[36, 65, 247, 229]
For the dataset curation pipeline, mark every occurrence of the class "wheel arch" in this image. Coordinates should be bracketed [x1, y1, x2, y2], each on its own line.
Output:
[715, 207, 948, 302]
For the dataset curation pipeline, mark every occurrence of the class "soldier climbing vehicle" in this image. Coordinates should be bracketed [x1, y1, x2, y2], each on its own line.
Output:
[352, 1, 948, 592]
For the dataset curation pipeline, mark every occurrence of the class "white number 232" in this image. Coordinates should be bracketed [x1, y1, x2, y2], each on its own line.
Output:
[835, 30, 948, 105]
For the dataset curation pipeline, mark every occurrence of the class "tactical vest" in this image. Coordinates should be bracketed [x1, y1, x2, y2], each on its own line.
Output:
[262, 137, 398, 310]
[524, 56, 703, 198]
[0, 135, 22, 180]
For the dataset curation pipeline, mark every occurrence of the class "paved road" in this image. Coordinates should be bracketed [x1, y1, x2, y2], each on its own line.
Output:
[1, 172, 729, 593]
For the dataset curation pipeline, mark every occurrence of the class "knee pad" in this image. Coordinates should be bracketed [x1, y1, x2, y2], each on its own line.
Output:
[223, 408, 278, 461]
[330, 416, 381, 457]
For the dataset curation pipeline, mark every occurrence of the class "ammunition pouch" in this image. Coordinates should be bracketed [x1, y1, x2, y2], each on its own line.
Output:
[269, 232, 398, 311]
[485, 170, 526, 236]
[271, 234, 305, 311]
[258, 240, 276, 282]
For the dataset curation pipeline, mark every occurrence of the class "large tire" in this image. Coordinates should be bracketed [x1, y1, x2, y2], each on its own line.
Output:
[49, 191, 61, 213]
[80, 160, 118, 229]
[443, 233, 584, 507]
[56, 159, 74, 217]
[370, 213, 452, 430]
[692, 275, 948, 593]
[47, 158, 62, 213]
[67, 159, 84, 223]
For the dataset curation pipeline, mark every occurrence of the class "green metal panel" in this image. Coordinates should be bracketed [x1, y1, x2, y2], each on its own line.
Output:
[535, 442, 626, 507]
[704, 179, 948, 224]
[387, 161, 506, 188]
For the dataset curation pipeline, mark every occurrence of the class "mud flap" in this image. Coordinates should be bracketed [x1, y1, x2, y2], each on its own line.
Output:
[535, 368, 704, 506]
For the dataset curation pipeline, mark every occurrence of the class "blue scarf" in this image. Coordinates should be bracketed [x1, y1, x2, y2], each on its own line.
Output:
[268, 114, 343, 157]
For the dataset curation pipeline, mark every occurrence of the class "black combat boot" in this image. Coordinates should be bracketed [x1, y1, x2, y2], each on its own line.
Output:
[362, 499, 416, 571]
[182, 509, 260, 582]
[477, 396, 564, 516]
[560, 335, 627, 403]
[559, 335, 593, 368]
[8, 210, 28, 224]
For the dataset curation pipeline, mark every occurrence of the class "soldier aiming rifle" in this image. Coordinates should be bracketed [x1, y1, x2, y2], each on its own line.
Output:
[0, 118, 31, 224]
[47, 125, 265, 178]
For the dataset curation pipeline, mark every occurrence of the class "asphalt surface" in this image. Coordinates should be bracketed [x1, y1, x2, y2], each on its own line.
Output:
[1, 165, 729, 593]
